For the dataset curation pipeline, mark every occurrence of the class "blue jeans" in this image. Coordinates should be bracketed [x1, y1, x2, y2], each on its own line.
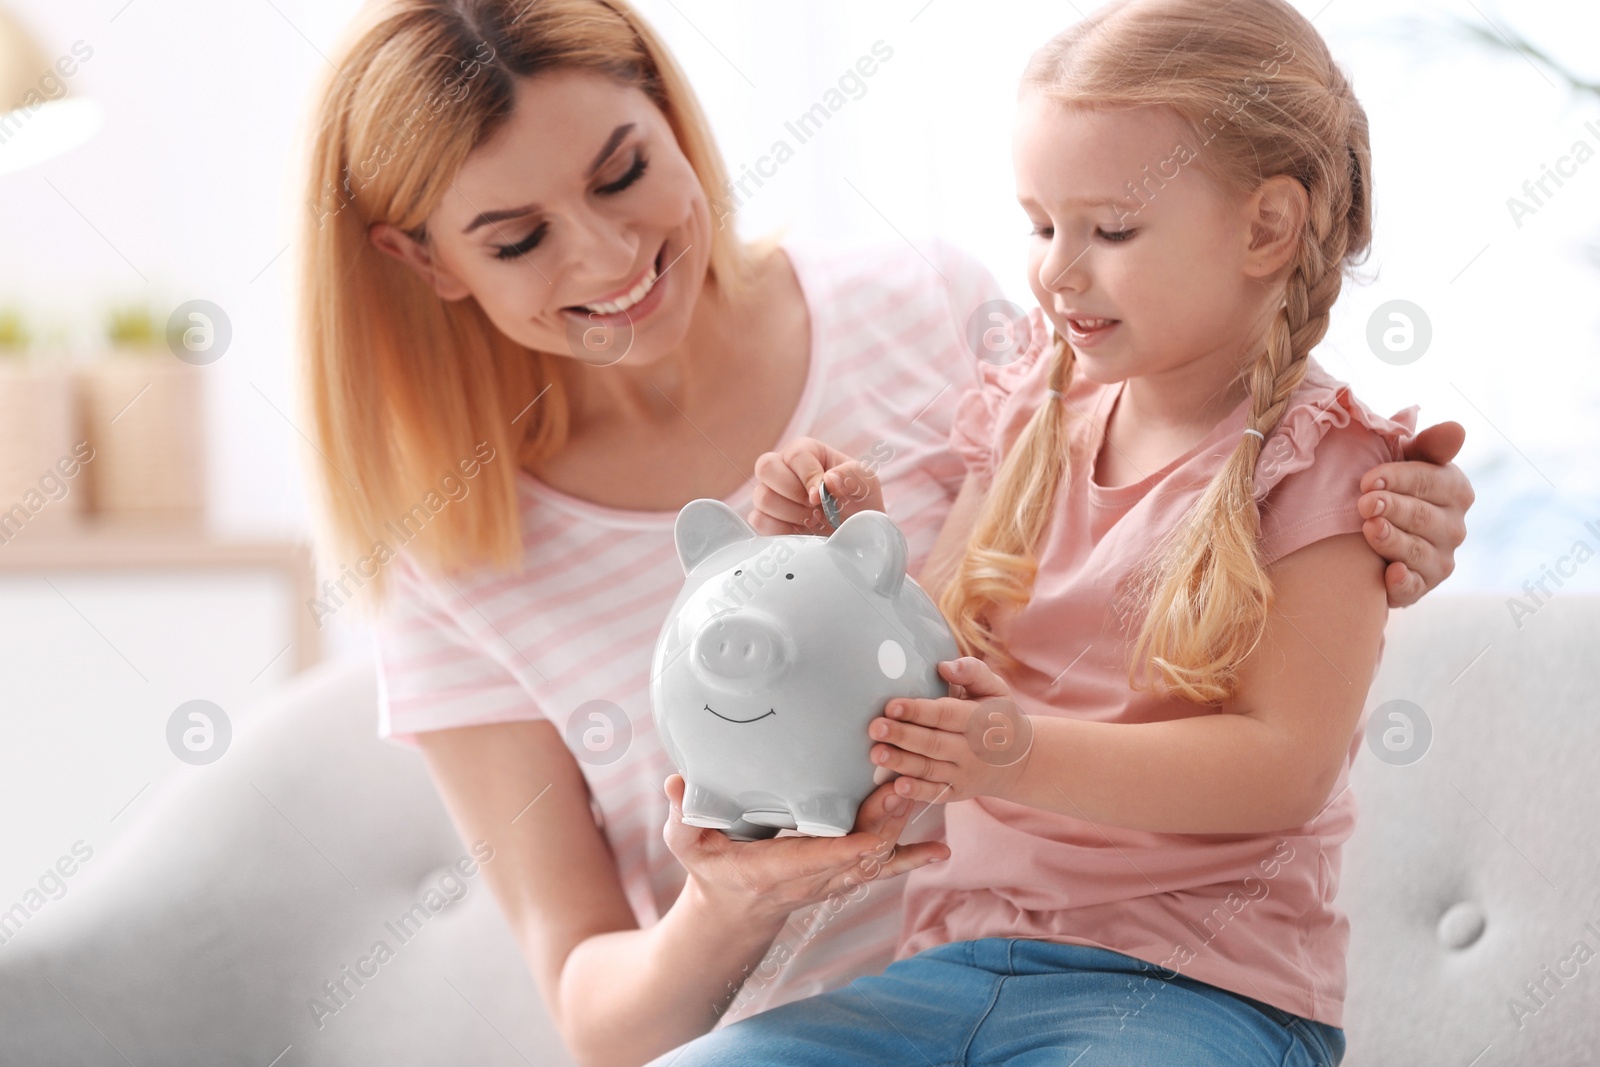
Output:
[646, 937, 1345, 1066]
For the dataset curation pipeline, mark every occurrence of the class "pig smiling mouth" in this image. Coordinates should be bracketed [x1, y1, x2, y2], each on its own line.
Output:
[704, 703, 776, 724]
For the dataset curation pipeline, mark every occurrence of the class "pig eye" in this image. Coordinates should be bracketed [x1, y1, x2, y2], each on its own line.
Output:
[785, 573, 794, 580]
[734, 569, 742, 575]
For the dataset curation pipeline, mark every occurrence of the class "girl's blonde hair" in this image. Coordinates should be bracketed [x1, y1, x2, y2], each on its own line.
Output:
[940, 0, 1372, 703]
[297, 0, 749, 615]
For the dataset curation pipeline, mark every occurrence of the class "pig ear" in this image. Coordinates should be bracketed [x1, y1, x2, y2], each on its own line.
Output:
[675, 499, 758, 575]
[826, 511, 908, 596]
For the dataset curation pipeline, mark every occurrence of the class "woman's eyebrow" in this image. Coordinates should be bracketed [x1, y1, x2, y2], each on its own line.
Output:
[460, 122, 638, 235]
[586, 122, 636, 176]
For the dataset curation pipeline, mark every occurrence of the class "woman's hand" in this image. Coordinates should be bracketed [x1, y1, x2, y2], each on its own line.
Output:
[868, 658, 1035, 806]
[749, 437, 885, 535]
[662, 773, 947, 928]
[1359, 420, 1474, 608]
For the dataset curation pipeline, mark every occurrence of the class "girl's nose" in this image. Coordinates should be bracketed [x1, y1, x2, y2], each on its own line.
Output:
[1040, 238, 1090, 294]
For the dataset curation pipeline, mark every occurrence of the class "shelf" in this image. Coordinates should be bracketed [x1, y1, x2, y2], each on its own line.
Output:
[0, 518, 321, 670]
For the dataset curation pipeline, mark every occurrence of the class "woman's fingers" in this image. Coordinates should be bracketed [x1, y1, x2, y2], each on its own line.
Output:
[1398, 420, 1467, 468]
[1361, 514, 1452, 608]
[1381, 560, 1430, 609]
[826, 840, 949, 894]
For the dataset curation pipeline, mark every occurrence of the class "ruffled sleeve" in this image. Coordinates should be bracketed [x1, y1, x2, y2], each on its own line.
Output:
[950, 306, 1053, 491]
[1252, 364, 1419, 566]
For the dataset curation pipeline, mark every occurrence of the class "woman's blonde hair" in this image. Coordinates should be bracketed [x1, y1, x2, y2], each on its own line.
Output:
[940, 0, 1372, 703]
[297, 0, 749, 616]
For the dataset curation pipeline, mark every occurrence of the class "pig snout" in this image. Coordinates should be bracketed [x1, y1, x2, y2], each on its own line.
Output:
[693, 613, 789, 682]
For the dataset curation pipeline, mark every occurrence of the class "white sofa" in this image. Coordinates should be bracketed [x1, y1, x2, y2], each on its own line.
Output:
[2, 594, 1595, 1065]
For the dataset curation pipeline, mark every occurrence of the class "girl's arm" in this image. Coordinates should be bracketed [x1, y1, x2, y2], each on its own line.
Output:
[872, 530, 1388, 835]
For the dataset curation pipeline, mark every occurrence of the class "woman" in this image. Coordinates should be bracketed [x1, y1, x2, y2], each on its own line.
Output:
[295, 3, 1473, 1065]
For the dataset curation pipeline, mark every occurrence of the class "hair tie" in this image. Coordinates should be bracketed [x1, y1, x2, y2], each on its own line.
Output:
[1046, 388, 1065, 400]
[1243, 428, 1265, 441]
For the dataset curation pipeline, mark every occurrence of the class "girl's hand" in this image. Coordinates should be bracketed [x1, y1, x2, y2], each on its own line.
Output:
[869, 657, 1035, 806]
[661, 774, 948, 928]
[1359, 420, 1474, 608]
[749, 437, 885, 536]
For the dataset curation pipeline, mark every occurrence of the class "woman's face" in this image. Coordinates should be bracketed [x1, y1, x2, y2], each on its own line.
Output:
[386, 69, 714, 367]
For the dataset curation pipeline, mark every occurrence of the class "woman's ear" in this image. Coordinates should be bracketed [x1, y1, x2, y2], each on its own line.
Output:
[368, 222, 473, 301]
[1242, 175, 1309, 280]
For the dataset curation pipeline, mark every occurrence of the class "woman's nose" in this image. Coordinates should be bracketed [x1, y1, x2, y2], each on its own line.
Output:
[562, 206, 640, 288]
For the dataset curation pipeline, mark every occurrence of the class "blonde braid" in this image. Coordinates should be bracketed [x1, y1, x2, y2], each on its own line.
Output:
[1128, 92, 1363, 703]
[939, 334, 1077, 669]
[943, 0, 1374, 695]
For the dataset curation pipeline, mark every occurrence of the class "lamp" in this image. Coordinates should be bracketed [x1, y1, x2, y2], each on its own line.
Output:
[0, 6, 100, 176]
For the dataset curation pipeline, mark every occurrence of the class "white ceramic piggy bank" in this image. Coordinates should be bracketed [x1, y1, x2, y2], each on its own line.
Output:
[650, 499, 959, 840]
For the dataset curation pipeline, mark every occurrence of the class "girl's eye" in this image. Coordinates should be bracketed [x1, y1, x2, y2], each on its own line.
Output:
[1029, 224, 1054, 238]
[596, 152, 649, 196]
[1096, 226, 1136, 243]
[494, 221, 548, 261]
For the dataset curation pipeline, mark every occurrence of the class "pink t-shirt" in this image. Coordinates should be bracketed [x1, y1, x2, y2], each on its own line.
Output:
[372, 239, 1005, 1027]
[894, 308, 1419, 1028]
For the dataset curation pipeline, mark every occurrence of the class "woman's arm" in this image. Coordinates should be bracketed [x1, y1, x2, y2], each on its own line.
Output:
[415, 719, 944, 1067]
[414, 721, 788, 1067]
[870, 531, 1388, 835]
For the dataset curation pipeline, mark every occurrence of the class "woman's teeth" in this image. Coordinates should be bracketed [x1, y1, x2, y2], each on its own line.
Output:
[1070, 317, 1116, 331]
[580, 263, 659, 316]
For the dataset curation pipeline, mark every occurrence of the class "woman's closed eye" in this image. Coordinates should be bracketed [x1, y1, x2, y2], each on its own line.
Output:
[494, 221, 549, 261]
[595, 151, 649, 195]
[491, 152, 651, 261]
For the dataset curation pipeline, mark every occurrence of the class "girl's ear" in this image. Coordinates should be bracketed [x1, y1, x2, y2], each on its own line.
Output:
[369, 222, 473, 301]
[1242, 175, 1309, 280]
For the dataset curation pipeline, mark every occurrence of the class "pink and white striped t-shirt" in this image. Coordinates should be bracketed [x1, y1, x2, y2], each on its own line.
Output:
[370, 238, 1005, 1026]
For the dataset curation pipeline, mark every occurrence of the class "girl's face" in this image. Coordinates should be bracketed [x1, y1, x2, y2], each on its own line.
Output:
[1013, 95, 1270, 386]
[382, 70, 713, 367]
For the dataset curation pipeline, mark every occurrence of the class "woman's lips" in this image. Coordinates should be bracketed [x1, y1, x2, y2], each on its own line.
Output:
[562, 244, 670, 327]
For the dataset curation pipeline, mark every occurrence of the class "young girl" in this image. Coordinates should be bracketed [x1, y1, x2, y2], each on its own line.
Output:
[651, 0, 1408, 1063]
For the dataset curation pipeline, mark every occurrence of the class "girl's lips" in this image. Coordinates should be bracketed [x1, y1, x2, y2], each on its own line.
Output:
[1065, 316, 1120, 347]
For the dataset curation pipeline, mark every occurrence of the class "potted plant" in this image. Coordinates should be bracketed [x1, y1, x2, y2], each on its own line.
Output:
[0, 306, 83, 538]
[73, 301, 207, 527]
